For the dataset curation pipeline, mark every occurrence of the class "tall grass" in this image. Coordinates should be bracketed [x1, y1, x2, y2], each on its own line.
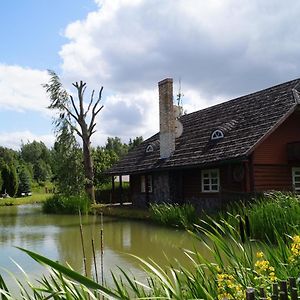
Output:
[150, 203, 198, 229]
[42, 194, 90, 214]
[218, 192, 300, 243]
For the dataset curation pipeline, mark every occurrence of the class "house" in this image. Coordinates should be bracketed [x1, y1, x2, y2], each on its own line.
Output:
[106, 78, 300, 210]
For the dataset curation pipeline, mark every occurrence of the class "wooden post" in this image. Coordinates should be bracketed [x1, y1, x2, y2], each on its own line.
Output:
[280, 280, 288, 300]
[145, 175, 149, 207]
[246, 288, 255, 300]
[111, 176, 115, 203]
[119, 175, 123, 205]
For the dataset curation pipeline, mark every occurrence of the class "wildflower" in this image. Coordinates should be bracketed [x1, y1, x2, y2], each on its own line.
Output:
[254, 251, 277, 287]
[289, 235, 300, 262]
[217, 272, 244, 300]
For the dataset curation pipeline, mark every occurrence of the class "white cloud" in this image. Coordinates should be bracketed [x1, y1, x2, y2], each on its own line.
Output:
[0, 131, 55, 150]
[57, 0, 300, 142]
[60, 0, 300, 94]
[0, 65, 50, 113]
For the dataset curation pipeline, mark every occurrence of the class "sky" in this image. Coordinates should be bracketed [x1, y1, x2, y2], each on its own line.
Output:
[1, 0, 300, 150]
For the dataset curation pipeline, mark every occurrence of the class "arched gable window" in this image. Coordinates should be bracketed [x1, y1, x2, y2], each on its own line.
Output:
[146, 144, 154, 153]
[211, 129, 224, 140]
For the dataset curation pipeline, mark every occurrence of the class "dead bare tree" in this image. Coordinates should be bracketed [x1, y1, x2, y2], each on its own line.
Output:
[44, 71, 103, 203]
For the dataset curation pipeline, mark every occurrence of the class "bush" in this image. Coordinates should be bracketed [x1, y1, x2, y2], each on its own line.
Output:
[150, 203, 198, 229]
[42, 194, 90, 214]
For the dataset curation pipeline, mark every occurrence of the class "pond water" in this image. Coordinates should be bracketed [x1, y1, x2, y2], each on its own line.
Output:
[0, 204, 209, 291]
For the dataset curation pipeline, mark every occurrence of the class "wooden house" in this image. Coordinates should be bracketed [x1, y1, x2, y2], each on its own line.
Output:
[106, 78, 300, 210]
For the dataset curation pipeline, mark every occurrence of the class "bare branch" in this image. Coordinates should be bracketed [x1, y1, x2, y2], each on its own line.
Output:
[69, 95, 80, 118]
[88, 86, 104, 133]
[65, 119, 83, 138]
[94, 105, 104, 116]
[84, 90, 95, 118]
[62, 103, 79, 124]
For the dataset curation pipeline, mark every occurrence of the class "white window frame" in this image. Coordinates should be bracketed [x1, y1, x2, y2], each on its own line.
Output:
[211, 129, 224, 140]
[292, 167, 300, 192]
[201, 169, 220, 193]
[146, 144, 154, 153]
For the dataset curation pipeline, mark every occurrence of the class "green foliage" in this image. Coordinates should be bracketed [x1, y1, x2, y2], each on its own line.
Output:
[243, 192, 300, 243]
[150, 203, 198, 229]
[51, 122, 85, 196]
[1, 163, 19, 197]
[17, 166, 31, 195]
[20, 141, 52, 183]
[42, 194, 90, 214]
[93, 136, 143, 188]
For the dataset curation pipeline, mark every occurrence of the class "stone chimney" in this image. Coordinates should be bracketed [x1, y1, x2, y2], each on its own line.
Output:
[158, 78, 175, 159]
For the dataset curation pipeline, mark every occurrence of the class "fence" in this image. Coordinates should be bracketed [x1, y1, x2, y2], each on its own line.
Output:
[246, 278, 298, 300]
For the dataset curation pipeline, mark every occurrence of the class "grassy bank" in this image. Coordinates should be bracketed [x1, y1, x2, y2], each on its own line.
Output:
[0, 192, 52, 206]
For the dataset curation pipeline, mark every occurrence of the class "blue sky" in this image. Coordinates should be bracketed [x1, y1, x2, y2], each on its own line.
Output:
[1, 0, 300, 150]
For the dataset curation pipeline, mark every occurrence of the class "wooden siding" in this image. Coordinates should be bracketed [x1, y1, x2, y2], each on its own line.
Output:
[253, 110, 300, 191]
[253, 111, 300, 165]
[253, 165, 292, 191]
[182, 164, 246, 200]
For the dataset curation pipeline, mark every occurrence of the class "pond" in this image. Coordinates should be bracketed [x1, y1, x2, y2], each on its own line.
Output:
[0, 204, 208, 291]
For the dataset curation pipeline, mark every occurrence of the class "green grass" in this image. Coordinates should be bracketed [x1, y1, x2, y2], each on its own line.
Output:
[0, 192, 52, 206]
[219, 192, 300, 243]
[150, 203, 198, 229]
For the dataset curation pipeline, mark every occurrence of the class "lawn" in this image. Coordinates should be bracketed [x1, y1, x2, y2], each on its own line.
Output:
[0, 192, 52, 206]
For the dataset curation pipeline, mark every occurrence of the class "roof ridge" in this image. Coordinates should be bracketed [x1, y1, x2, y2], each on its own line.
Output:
[181, 77, 300, 119]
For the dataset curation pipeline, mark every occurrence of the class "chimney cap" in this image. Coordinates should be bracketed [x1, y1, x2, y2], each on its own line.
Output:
[158, 78, 173, 86]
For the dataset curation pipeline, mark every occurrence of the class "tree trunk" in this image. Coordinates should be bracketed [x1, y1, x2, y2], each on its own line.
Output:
[82, 129, 95, 204]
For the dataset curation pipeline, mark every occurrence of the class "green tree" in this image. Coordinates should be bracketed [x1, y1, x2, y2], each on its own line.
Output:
[93, 147, 119, 187]
[128, 136, 143, 151]
[1, 164, 18, 197]
[21, 141, 52, 182]
[105, 137, 128, 157]
[18, 166, 31, 195]
[44, 71, 103, 203]
[52, 122, 85, 196]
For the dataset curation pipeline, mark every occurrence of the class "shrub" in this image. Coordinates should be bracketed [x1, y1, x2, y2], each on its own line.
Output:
[42, 194, 90, 214]
[150, 203, 198, 229]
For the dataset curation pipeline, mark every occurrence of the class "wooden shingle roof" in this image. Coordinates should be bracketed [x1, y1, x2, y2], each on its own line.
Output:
[107, 78, 300, 175]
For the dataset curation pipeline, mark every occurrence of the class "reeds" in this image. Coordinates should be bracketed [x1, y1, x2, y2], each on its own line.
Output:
[150, 203, 198, 229]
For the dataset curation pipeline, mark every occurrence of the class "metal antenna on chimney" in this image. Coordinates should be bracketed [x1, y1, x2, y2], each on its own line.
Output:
[176, 78, 184, 107]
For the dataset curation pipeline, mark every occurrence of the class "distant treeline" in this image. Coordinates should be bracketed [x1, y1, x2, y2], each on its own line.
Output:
[0, 136, 143, 197]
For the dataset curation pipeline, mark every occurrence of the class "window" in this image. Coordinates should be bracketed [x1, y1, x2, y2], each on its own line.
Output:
[201, 169, 220, 192]
[141, 175, 146, 193]
[292, 167, 300, 192]
[148, 175, 153, 193]
[140, 175, 153, 193]
[211, 129, 224, 140]
[146, 144, 154, 153]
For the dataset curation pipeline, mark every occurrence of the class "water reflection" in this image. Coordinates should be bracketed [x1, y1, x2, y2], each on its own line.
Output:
[0, 204, 206, 288]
